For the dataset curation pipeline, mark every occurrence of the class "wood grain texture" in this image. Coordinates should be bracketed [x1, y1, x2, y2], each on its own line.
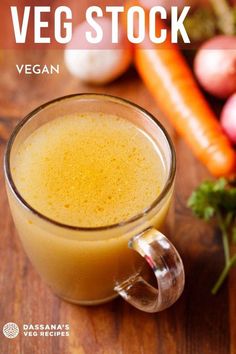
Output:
[0, 4, 235, 352]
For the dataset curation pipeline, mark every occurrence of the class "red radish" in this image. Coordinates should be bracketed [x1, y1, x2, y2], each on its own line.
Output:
[221, 93, 236, 144]
[64, 18, 132, 85]
[194, 36, 236, 99]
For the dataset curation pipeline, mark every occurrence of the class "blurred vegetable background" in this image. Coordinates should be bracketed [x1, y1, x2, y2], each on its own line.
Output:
[184, 0, 236, 42]
[1, 1, 236, 353]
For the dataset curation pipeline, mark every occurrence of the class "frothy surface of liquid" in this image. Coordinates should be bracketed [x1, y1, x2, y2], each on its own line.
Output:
[12, 113, 165, 227]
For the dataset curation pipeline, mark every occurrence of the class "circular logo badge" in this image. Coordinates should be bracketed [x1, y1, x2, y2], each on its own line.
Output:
[3, 322, 19, 339]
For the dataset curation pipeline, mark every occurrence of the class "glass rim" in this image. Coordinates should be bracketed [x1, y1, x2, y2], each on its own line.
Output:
[4, 93, 176, 232]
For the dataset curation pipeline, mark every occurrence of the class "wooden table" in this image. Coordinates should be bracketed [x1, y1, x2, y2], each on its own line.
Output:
[0, 47, 235, 354]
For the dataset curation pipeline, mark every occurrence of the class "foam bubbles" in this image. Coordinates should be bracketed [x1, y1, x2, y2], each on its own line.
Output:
[12, 113, 165, 227]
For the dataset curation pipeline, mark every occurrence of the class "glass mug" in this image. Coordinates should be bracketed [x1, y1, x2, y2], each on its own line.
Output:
[4, 94, 184, 313]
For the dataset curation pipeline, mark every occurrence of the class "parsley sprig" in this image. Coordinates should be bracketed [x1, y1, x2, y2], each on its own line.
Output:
[188, 178, 236, 294]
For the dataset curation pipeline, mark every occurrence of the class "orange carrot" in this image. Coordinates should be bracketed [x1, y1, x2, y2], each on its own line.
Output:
[126, 2, 236, 176]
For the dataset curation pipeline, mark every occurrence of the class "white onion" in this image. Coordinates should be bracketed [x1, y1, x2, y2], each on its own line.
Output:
[64, 18, 132, 85]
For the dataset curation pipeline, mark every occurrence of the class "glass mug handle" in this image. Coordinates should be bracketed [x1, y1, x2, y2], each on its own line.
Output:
[114, 228, 185, 313]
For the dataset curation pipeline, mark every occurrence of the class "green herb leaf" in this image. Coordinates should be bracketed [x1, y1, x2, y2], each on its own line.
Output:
[187, 178, 227, 220]
[188, 178, 236, 294]
[188, 178, 236, 220]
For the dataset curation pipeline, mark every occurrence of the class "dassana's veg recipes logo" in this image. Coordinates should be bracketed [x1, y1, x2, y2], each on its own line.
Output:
[3, 323, 20, 339]
[2, 323, 70, 338]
